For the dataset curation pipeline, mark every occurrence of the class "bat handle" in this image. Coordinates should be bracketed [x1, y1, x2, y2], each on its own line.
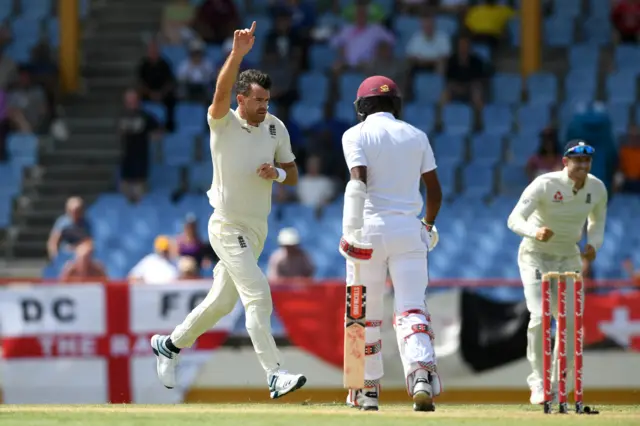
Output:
[352, 261, 361, 284]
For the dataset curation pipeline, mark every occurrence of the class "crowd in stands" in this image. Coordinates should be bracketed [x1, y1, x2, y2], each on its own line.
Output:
[29, 0, 640, 289]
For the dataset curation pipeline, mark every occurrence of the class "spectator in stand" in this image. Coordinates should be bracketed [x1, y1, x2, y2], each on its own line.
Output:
[265, 8, 304, 71]
[118, 89, 162, 203]
[364, 41, 406, 91]
[172, 213, 218, 269]
[59, 240, 107, 282]
[6, 67, 49, 134]
[296, 155, 336, 211]
[161, 0, 197, 45]
[47, 196, 92, 260]
[613, 124, 640, 193]
[442, 34, 487, 110]
[177, 256, 201, 279]
[267, 227, 315, 281]
[406, 12, 452, 76]
[192, 0, 239, 45]
[137, 38, 176, 131]
[214, 38, 254, 78]
[27, 40, 57, 111]
[611, 0, 640, 44]
[269, 0, 317, 35]
[128, 235, 179, 285]
[526, 126, 563, 181]
[342, 0, 387, 24]
[331, 0, 395, 73]
[261, 45, 297, 112]
[464, 0, 515, 49]
[177, 38, 214, 103]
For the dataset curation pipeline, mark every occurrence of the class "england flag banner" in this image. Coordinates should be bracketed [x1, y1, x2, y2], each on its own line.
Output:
[0, 281, 243, 404]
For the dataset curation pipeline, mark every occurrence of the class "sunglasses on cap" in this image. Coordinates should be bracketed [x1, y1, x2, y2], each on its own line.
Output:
[564, 144, 595, 157]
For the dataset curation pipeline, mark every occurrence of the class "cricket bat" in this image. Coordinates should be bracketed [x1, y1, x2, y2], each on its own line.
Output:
[343, 261, 366, 389]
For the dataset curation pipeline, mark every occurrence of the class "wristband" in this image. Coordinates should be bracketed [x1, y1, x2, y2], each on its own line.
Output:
[421, 218, 435, 230]
[275, 167, 286, 183]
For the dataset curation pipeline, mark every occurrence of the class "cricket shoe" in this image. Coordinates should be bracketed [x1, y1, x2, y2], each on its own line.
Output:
[412, 371, 435, 412]
[150, 334, 178, 389]
[530, 384, 557, 405]
[268, 370, 307, 399]
[346, 385, 379, 411]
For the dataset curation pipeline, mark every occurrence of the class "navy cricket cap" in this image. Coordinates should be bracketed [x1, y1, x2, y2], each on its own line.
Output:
[563, 140, 595, 157]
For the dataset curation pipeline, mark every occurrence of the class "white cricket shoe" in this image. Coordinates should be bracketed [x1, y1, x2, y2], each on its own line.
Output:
[268, 370, 307, 399]
[346, 385, 379, 411]
[412, 371, 435, 412]
[150, 334, 178, 389]
[530, 384, 557, 405]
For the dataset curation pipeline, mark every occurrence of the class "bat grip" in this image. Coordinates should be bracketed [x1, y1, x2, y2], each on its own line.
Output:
[352, 262, 361, 284]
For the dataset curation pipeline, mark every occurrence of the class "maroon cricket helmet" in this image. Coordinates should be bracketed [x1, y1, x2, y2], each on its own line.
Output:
[354, 76, 402, 121]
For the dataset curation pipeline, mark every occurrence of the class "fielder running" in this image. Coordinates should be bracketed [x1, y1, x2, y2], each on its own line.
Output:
[339, 76, 444, 412]
[150, 22, 307, 399]
[507, 140, 607, 405]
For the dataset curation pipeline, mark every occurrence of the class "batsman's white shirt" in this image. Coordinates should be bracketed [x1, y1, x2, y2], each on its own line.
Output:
[342, 111, 437, 230]
[206, 109, 295, 231]
[507, 168, 608, 256]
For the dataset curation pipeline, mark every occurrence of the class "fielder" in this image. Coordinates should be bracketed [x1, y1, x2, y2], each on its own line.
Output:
[339, 76, 444, 411]
[150, 22, 307, 399]
[507, 140, 607, 405]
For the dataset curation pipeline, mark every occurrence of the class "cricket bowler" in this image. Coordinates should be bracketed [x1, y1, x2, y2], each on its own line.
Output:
[507, 140, 607, 404]
[339, 75, 444, 411]
[150, 22, 307, 399]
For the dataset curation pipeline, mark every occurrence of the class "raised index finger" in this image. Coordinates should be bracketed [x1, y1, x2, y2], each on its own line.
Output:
[248, 20, 256, 35]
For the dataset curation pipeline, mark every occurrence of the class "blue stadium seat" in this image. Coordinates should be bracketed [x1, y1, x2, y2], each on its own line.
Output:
[413, 73, 444, 104]
[189, 163, 213, 191]
[461, 163, 494, 198]
[309, 44, 337, 71]
[517, 103, 551, 134]
[142, 102, 167, 125]
[297, 72, 329, 104]
[433, 134, 465, 162]
[47, 17, 59, 47]
[149, 165, 180, 190]
[338, 72, 366, 102]
[568, 44, 599, 72]
[0, 0, 11, 21]
[162, 133, 194, 166]
[588, 0, 609, 18]
[482, 104, 513, 136]
[20, 0, 51, 20]
[441, 103, 473, 135]
[334, 101, 357, 124]
[290, 102, 323, 129]
[614, 45, 640, 72]
[509, 133, 538, 166]
[435, 15, 458, 37]
[582, 17, 611, 46]
[554, 0, 581, 18]
[508, 18, 520, 46]
[527, 72, 557, 105]
[160, 45, 187, 71]
[403, 103, 436, 134]
[7, 133, 37, 165]
[606, 72, 637, 104]
[175, 103, 207, 133]
[564, 70, 596, 104]
[393, 15, 420, 40]
[434, 158, 458, 197]
[607, 102, 631, 136]
[243, 15, 271, 37]
[205, 45, 223, 64]
[470, 133, 503, 165]
[499, 164, 529, 196]
[492, 73, 522, 105]
[5, 40, 34, 64]
[544, 17, 574, 47]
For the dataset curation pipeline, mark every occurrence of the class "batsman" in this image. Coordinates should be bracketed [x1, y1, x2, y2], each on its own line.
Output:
[339, 75, 444, 412]
[507, 140, 608, 405]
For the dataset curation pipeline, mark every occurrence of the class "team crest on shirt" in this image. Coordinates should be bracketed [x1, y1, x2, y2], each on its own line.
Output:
[269, 124, 276, 137]
[552, 191, 564, 202]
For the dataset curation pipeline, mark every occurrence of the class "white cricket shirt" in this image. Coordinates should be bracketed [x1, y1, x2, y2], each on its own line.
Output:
[507, 168, 608, 256]
[207, 109, 295, 225]
[342, 112, 437, 228]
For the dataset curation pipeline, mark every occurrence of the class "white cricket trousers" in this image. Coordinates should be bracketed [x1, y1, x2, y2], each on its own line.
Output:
[171, 211, 282, 376]
[346, 217, 437, 390]
[518, 244, 582, 390]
